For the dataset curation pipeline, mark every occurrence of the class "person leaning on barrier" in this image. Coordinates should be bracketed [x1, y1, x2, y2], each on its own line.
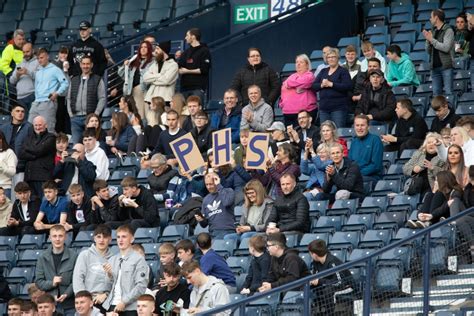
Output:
[308, 239, 355, 316]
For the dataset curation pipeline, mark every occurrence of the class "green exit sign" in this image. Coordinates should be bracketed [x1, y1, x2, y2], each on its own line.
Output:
[234, 3, 269, 24]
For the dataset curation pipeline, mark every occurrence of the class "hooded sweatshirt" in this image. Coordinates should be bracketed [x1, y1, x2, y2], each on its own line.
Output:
[200, 184, 235, 232]
[85, 143, 109, 180]
[178, 44, 211, 90]
[68, 36, 107, 77]
[189, 275, 230, 316]
[34, 63, 69, 102]
[265, 248, 311, 289]
[73, 244, 113, 294]
[360, 50, 387, 73]
[386, 53, 420, 87]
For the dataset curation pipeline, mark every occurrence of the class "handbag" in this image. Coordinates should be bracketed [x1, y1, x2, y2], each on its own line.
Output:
[404, 174, 425, 195]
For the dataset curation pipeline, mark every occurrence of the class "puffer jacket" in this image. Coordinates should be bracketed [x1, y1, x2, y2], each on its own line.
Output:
[230, 61, 280, 105]
[267, 188, 310, 233]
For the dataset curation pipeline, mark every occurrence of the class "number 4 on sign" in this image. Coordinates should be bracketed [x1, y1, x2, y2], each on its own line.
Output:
[271, 0, 303, 17]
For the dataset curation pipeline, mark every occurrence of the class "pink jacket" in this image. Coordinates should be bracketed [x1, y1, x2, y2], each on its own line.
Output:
[279, 71, 317, 114]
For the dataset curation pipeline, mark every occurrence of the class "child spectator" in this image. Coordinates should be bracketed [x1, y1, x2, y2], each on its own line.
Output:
[240, 235, 271, 295]
[62, 184, 92, 236]
[301, 143, 332, 201]
[54, 133, 69, 165]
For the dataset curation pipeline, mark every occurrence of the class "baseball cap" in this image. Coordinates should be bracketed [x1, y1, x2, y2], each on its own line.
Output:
[266, 121, 286, 132]
[79, 21, 91, 30]
[369, 69, 384, 77]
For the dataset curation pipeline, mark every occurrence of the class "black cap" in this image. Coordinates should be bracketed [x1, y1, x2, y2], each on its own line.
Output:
[369, 69, 384, 77]
[79, 21, 91, 30]
[158, 40, 171, 55]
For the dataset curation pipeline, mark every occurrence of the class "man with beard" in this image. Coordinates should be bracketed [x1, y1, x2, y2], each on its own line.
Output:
[230, 48, 279, 106]
[10, 42, 39, 112]
[143, 41, 179, 106]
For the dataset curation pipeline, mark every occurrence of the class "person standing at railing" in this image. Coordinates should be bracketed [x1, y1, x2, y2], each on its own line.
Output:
[0, 29, 25, 101]
[9, 42, 39, 115]
[308, 240, 355, 316]
[177, 28, 211, 104]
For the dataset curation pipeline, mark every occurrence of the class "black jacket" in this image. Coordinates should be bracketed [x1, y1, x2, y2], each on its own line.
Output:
[389, 112, 428, 146]
[292, 124, 320, 152]
[19, 130, 56, 182]
[177, 44, 211, 90]
[148, 166, 179, 195]
[230, 62, 280, 105]
[267, 188, 310, 233]
[90, 195, 120, 224]
[430, 108, 461, 133]
[323, 158, 365, 198]
[120, 186, 160, 227]
[67, 36, 107, 77]
[264, 248, 311, 289]
[191, 123, 215, 154]
[355, 82, 396, 122]
[66, 199, 93, 231]
[243, 251, 271, 293]
[311, 253, 354, 290]
[10, 196, 41, 228]
[53, 158, 97, 197]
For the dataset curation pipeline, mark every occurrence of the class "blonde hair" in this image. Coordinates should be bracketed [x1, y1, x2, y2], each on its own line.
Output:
[320, 120, 340, 143]
[419, 132, 443, 152]
[451, 126, 471, 144]
[296, 54, 311, 71]
[316, 143, 330, 154]
[243, 179, 268, 209]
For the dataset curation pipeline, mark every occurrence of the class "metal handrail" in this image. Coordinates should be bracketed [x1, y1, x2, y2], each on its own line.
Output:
[199, 206, 474, 315]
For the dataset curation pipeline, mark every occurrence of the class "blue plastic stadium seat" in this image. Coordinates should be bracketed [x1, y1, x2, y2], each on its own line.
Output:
[212, 239, 237, 258]
[313, 215, 344, 233]
[328, 199, 359, 216]
[123, 0, 148, 11]
[328, 231, 360, 250]
[149, 0, 174, 9]
[17, 249, 42, 267]
[17, 234, 46, 251]
[0, 250, 16, 270]
[93, 13, 119, 27]
[72, 5, 96, 16]
[359, 229, 392, 248]
[233, 237, 251, 256]
[330, 248, 348, 263]
[145, 9, 171, 23]
[358, 196, 389, 214]
[71, 231, 94, 248]
[348, 248, 376, 267]
[374, 263, 403, 293]
[47, 6, 71, 18]
[6, 267, 35, 285]
[456, 104, 474, 115]
[226, 256, 250, 274]
[142, 243, 160, 260]
[365, 25, 388, 36]
[378, 246, 412, 272]
[342, 214, 375, 232]
[373, 179, 402, 195]
[369, 34, 390, 46]
[119, 11, 145, 25]
[0, 236, 18, 250]
[134, 227, 160, 243]
[158, 224, 189, 242]
[26, 0, 49, 10]
[298, 233, 330, 251]
[310, 50, 323, 60]
[22, 9, 46, 20]
[374, 211, 407, 230]
[391, 85, 413, 98]
[308, 200, 329, 217]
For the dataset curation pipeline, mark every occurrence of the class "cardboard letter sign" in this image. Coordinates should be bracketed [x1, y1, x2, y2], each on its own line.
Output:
[245, 132, 269, 170]
[170, 133, 206, 173]
[212, 128, 232, 167]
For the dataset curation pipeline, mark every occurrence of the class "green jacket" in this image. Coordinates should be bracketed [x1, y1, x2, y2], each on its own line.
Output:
[386, 53, 420, 87]
[0, 43, 23, 76]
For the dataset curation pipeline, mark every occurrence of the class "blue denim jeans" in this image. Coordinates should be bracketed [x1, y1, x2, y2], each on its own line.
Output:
[71, 115, 86, 144]
[319, 110, 347, 128]
[431, 67, 453, 96]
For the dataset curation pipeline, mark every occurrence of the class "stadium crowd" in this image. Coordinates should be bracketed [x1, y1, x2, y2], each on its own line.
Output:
[0, 7, 473, 316]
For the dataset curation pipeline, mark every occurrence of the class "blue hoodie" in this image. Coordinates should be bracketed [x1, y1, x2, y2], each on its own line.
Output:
[348, 132, 384, 179]
[34, 62, 69, 102]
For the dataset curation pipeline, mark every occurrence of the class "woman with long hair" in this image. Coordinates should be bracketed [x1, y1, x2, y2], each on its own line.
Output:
[225, 180, 274, 241]
[437, 126, 474, 166]
[408, 171, 463, 228]
[85, 113, 107, 143]
[118, 40, 154, 119]
[106, 112, 135, 157]
[445, 144, 469, 187]
[403, 132, 446, 195]
[319, 120, 348, 156]
[118, 95, 139, 123]
[264, 142, 301, 198]
[161, 93, 189, 128]
[0, 131, 17, 198]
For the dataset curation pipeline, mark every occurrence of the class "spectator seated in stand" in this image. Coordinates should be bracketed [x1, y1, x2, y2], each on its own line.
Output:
[301, 143, 332, 201]
[386, 44, 420, 87]
[430, 96, 461, 133]
[240, 234, 271, 295]
[33, 181, 68, 233]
